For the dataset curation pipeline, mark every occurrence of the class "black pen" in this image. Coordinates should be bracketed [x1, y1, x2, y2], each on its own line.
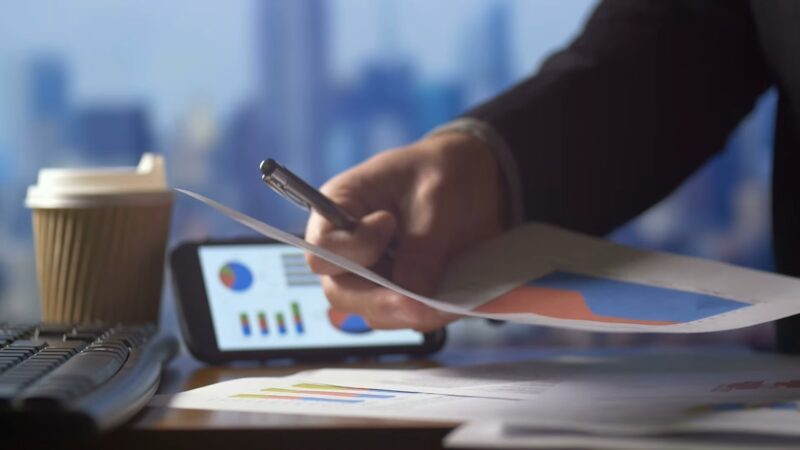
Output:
[260, 159, 359, 230]
[260, 159, 396, 262]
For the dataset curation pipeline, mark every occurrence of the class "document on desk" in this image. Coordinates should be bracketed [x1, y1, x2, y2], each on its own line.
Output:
[509, 370, 800, 434]
[447, 397, 800, 449]
[298, 360, 572, 400]
[437, 357, 800, 448]
[154, 376, 519, 423]
[298, 351, 800, 401]
[445, 420, 800, 450]
[180, 189, 800, 333]
[443, 355, 800, 449]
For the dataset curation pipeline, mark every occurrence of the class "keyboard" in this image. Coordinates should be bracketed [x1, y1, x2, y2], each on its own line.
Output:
[0, 323, 177, 435]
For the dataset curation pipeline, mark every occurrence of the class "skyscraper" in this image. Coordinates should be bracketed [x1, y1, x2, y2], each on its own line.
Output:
[72, 105, 152, 165]
[13, 57, 72, 237]
[212, 0, 331, 230]
[257, 0, 329, 185]
[25, 57, 71, 171]
[28, 57, 70, 123]
[461, 2, 513, 106]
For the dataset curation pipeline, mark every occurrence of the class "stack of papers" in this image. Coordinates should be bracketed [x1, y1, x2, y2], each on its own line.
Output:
[155, 352, 800, 448]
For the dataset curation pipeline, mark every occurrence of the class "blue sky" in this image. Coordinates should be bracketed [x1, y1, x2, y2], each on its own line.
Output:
[0, 0, 595, 145]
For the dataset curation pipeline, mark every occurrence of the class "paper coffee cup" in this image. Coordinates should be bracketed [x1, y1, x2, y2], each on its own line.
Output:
[25, 154, 173, 324]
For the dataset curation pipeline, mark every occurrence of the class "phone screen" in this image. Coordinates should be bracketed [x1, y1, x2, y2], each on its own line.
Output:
[198, 243, 424, 351]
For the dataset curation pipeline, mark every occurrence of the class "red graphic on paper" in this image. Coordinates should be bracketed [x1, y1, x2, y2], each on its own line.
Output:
[473, 285, 676, 326]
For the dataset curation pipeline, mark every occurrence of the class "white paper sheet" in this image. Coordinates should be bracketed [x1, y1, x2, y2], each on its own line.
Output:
[444, 421, 800, 450]
[179, 189, 800, 333]
[508, 371, 800, 435]
[443, 355, 800, 449]
[298, 351, 800, 401]
[153, 376, 519, 423]
[430, 354, 800, 443]
[446, 400, 800, 448]
[298, 361, 572, 400]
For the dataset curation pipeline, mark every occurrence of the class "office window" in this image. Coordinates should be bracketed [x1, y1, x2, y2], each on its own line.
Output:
[0, 0, 776, 323]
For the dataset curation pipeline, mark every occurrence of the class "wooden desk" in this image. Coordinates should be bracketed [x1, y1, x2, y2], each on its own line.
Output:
[101, 344, 630, 450]
[102, 353, 455, 450]
[69, 320, 775, 450]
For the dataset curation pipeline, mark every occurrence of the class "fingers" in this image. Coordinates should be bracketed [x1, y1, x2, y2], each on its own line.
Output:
[317, 179, 459, 331]
[321, 273, 458, 332]
[390, 175, 455, 297]
[305, 158, 401, 275]
[305, 209, 397, 275]
[302, 144, 471, 331]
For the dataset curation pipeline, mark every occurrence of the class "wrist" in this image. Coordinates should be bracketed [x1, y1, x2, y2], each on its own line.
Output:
[420, 129, 513, 230]
[424, 119, 521, 229]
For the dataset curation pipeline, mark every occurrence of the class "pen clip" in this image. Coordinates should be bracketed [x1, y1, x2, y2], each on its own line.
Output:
[262, 175, 312, 211]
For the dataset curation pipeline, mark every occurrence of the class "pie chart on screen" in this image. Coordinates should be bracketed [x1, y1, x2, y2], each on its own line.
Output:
[219, 262, 253, 291]
[327, 309, 372, 334]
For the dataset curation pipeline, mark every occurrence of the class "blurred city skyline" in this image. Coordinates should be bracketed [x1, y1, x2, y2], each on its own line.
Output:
[0, 0, 597, 232]
[0, 0, 596, 143]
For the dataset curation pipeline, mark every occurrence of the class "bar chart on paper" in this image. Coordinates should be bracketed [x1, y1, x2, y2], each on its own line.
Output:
[474, 271, 748, 326]
[232, 383, 398, 404]
[161, 376, 511, 423]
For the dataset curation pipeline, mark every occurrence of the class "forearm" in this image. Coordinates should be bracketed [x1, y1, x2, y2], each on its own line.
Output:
[465, 0, 771, 236]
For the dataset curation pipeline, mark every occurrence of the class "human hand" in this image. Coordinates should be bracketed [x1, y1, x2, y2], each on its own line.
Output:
[305, 132, 509, 332]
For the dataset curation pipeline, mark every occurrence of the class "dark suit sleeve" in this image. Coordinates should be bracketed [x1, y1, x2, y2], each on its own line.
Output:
[467, 0, 772, 236]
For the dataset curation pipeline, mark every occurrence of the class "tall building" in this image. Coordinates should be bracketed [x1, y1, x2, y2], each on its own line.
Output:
[72, 105, 152, 165]
[28, 57, 70, 123]
[346, 59, 419, 154]
[25, 57, 71, 171]
[325, 0, 423, 169]
[212, 0, 331, 231]
[12, 57, 72, 237]
[257, 0, 329, 185]
[461, 2, 513, 105]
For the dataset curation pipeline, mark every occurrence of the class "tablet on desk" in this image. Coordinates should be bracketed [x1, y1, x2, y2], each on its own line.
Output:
[170, 238, 445, 363]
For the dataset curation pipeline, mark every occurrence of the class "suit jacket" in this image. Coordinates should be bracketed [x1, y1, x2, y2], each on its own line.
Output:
[468, 0, 800, 350]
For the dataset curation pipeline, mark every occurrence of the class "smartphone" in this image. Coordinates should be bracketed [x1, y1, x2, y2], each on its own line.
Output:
[170, 237, 445, 363]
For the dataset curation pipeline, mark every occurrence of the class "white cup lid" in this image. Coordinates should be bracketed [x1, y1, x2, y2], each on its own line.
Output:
[26, 153, 171, 208]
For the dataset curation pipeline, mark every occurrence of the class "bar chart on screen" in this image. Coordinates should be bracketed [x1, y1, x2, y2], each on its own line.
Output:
[238, 306, 305, 337]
